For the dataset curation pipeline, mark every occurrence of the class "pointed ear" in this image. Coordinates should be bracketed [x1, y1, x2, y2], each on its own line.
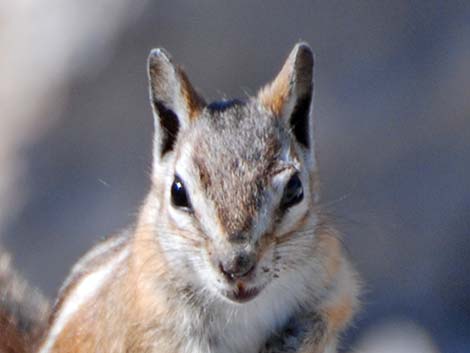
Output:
[147, 48, 206, 163]
[258, 43, 314, 149]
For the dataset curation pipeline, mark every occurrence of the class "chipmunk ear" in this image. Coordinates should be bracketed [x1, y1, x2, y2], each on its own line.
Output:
[147, 48, 206, 162]
[258, 43, 314, 149]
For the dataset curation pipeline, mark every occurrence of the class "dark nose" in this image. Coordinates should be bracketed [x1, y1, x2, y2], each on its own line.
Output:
[219, 251, 256, 281]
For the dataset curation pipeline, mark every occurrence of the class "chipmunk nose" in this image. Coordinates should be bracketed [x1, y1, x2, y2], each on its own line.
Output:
[219, 250, 256, 281]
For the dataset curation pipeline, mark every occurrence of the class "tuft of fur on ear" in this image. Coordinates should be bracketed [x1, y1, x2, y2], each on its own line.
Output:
[258, 43, 314, 148]
[147, 48, 206, 161]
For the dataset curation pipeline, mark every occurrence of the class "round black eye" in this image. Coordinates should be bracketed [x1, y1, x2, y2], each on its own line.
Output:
[171, 175, 192, 211]
[280, 173, 304, 210]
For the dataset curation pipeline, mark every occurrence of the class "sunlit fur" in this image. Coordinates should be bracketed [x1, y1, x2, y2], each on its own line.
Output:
[36, 43, 359, 353]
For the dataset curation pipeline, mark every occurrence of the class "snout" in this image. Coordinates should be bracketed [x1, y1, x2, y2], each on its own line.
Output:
[209, 244, 266, 303]
[218, 250, 256, 281]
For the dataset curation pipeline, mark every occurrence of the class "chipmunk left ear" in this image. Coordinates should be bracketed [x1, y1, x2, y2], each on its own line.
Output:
[147, 48, 206, 164]
[258, 43, 314, 149]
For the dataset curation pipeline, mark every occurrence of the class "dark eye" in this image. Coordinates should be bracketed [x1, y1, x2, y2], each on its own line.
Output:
[280, 173, 304, 210]
[171, 175, 192, 211]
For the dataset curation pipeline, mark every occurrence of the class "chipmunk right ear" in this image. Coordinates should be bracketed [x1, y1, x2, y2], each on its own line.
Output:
[258, 43, 314, 149]
[147, 49, 206, 162]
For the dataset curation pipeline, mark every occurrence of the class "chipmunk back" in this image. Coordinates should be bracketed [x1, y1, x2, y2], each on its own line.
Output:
[4, 43, 359, 353]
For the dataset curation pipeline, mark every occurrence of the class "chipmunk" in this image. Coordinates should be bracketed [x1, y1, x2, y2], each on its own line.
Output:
[1, 43, 359, 353]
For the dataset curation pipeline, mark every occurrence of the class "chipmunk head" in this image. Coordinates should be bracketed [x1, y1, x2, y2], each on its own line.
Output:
[145, 44, 319, 304]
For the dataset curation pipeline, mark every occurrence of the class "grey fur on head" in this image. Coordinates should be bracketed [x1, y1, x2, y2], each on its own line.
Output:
[146, 42, 317, 242]
[147, 42, 315, 168]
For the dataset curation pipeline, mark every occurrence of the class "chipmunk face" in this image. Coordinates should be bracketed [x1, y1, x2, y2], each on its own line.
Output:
[146, 44, 319, 304]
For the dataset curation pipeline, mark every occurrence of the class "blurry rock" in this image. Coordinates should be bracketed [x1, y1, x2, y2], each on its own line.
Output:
[354, 319, 440, 353]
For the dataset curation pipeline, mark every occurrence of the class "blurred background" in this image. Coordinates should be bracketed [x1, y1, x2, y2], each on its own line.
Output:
[1, 1, 469, 352]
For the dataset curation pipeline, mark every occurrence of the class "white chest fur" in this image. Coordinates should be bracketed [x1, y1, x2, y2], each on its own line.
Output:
[177, 275, 309, 353]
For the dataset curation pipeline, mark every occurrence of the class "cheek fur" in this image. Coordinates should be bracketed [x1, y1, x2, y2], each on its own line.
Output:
[256, 245, 277, 281]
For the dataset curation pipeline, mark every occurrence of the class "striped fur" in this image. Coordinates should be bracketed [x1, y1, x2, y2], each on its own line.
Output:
[35, 221, 358, 353]
[36, 234, 131, 353]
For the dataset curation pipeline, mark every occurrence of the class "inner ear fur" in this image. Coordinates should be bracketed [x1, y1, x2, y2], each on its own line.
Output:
[258, 43, 314, 148]
[147, 48, 206, 158]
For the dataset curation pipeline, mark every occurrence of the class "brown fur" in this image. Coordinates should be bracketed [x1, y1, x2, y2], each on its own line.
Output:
[324, 294, 354, 334]
[178, 68, 206, 120]
[38, 239, 130, 353]
[258, 54, 293, 116]
[47, 285, 128, 353]
[0, 251, 49, 353]
[258, 44, 313, 119]
[0, 310, 28, 353]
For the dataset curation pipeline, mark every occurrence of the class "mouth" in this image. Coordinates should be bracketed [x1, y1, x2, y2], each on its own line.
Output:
[223, 282, 263, 303]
